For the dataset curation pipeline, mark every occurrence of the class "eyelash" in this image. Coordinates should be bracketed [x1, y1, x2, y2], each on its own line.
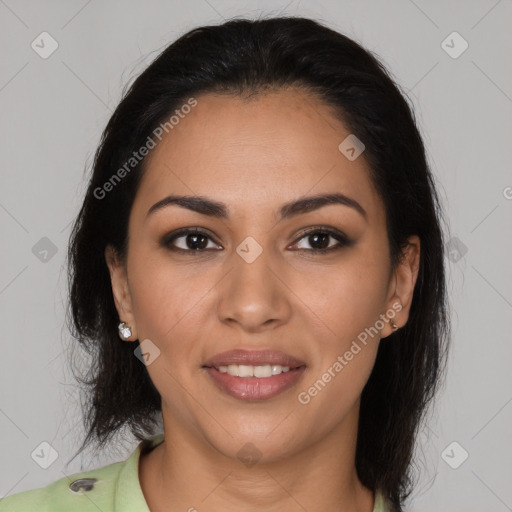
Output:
[161, 226, 353, 256]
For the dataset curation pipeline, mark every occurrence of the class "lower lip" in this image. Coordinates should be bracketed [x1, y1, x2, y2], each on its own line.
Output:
[203, 366, 306, 401]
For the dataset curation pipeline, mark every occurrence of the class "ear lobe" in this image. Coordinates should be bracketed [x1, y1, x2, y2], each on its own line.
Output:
[105, 245, 136, 336]
[382, 235, 421, 337]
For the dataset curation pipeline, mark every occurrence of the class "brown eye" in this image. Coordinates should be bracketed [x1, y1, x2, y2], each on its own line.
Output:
[290, 227, 353, 254]
[161, 229, 222, 253]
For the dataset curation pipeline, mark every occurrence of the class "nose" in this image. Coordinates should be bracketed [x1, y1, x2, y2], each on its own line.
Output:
[216, 242, 292, 333]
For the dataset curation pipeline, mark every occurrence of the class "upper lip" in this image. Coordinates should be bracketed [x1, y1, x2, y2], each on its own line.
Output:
[203, 349, 306, 369]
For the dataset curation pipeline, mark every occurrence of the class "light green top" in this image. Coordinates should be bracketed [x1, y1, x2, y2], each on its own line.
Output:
[0, 433, 390, 511]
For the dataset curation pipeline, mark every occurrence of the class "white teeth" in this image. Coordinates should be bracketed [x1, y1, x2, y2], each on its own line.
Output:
[238, 365, 253, 377]
[254, 365, 272, 378]
[216, 364, 291, 377]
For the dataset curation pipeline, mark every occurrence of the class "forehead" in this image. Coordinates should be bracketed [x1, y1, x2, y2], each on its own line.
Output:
[132, 88, 384, 223]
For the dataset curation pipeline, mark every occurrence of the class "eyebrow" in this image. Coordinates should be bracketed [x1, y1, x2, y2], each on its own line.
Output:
[146, 192, 367, 222]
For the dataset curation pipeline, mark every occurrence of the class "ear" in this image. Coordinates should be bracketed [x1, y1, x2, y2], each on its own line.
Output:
[381, 235, 421, 338]
[105, 244, 137, 341]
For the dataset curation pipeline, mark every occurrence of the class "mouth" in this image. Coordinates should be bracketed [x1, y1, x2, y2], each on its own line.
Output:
[202, 349, 307, 401]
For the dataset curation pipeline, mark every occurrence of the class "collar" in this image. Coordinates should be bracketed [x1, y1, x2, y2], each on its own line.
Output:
[114, 432, 164, 511]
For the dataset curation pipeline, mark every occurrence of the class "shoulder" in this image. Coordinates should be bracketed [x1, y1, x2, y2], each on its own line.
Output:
[0, 433, 164, 512]
[0, 456, 125, 512]
[373, 489, 394, 512]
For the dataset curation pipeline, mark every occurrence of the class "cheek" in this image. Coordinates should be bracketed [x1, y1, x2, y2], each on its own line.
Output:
[292, 254, 388, 402]
[126, 255, 216, 414]
[128, 252, 218, 353]
[296, 273, 383, 422]
[296, 257, 389, 342]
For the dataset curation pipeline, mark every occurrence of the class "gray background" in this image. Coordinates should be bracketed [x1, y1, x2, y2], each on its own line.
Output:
[1, 1, 511, 510]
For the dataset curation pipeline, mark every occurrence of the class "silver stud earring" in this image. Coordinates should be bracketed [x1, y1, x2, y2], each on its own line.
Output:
[118, 321, 132, 340]
[390, 319, 398, 331]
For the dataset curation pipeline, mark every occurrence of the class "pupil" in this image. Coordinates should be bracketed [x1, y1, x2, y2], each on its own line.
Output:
[187, 233, 208, 250]
[311, 233, 329, 249]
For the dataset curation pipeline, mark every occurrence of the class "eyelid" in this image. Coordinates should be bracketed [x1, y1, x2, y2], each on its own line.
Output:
[293, 224, 348, 240]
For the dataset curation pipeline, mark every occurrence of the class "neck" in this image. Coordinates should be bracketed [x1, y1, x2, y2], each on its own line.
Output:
[139, 406, 374, 512]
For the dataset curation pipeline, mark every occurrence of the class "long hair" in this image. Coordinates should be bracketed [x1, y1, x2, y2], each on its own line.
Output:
[66, 16, 451, 510]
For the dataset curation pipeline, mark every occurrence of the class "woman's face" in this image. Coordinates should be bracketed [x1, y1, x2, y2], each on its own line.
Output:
[106, 88, 419, 463]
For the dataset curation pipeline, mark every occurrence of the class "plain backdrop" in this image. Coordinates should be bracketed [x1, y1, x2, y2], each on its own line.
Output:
[1, 1, 511, 511]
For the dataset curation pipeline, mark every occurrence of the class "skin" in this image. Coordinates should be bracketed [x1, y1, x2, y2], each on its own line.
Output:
[105, 87, 420, 512]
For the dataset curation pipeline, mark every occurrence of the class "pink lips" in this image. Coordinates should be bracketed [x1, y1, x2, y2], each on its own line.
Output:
[202, 349, 307, 401]
[203, 349, 306, 369]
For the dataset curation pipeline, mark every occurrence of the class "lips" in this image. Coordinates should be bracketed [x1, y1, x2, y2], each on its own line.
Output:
[202, 349, 306, 369]
[202, 349, 308, 401]
[204, 366, 306, 401]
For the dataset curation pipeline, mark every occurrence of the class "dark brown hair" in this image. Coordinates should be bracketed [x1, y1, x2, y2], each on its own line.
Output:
[66, 16, 450, 511]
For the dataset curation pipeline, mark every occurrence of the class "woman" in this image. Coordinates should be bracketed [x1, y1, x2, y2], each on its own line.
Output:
[0, 15, 450, 512]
